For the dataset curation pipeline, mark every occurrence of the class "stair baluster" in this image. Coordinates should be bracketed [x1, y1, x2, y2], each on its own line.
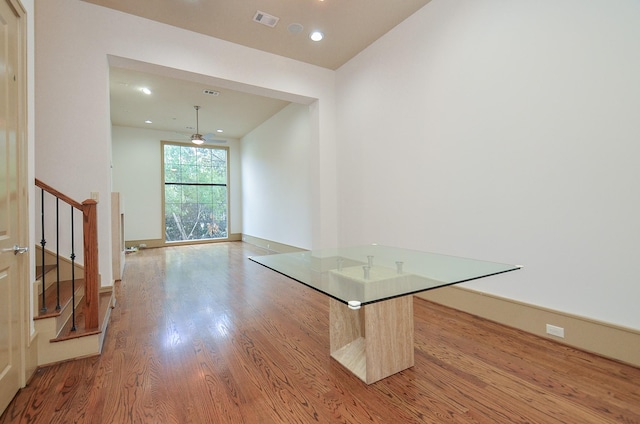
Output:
[55, 198, 61, 311]
[70, 204, 77, 332]
[39, 188, 47, 313]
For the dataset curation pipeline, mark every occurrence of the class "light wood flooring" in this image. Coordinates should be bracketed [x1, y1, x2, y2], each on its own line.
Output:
[2, 242, 639, 423]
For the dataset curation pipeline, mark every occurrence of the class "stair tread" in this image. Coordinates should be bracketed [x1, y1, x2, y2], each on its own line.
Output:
[35, 264, 57, 281]
[51, 292, 112, 342]
[35, 279, 85, 320]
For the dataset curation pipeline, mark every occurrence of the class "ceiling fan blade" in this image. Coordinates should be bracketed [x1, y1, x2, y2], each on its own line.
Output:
[203, 132, 227, 143]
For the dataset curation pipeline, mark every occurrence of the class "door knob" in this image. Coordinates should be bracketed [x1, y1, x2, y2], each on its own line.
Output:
[2, 245, 29, 255]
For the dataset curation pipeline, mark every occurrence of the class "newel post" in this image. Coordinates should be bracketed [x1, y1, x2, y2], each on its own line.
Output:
[82, 199, 100, 330]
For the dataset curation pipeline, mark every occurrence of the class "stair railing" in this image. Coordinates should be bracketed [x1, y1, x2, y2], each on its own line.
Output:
[35, 179, 100, 331]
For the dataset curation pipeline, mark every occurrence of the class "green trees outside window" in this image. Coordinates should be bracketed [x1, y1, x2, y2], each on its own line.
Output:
[163, 143, 228, 242]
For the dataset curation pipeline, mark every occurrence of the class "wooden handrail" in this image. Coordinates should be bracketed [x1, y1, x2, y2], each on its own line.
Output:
[35, 178, 83, 210]
[36, 179, 100, 331]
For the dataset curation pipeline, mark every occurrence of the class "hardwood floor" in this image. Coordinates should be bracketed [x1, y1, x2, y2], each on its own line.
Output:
[2, 242, 639, 423]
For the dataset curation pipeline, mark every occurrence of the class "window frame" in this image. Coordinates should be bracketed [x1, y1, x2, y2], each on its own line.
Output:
[161, 141, 231, 245]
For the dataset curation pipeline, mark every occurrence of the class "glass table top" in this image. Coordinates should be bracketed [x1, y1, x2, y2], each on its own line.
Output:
[250, 245, 521, 307]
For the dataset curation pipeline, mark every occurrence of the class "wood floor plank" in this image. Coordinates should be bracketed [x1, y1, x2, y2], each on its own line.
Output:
[2, 241, 640, 423]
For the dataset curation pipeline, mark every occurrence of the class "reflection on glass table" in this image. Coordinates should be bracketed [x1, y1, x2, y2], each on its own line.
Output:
[250, 245, 521, 384]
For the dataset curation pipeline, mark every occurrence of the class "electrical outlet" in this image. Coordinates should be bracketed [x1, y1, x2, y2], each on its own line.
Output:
[546, 324, 565, 338]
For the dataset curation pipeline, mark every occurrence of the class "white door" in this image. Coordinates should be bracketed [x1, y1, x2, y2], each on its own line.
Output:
[0, 0, 27, 414]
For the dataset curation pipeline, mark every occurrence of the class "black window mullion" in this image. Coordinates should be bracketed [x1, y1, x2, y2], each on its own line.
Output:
[165, 182, 227, 187]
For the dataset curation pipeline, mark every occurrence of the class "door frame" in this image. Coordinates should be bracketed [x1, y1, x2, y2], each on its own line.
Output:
[8, 0, 30, 389]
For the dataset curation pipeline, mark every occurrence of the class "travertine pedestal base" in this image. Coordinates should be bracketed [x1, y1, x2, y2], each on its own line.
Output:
[329, 295, 414, 384]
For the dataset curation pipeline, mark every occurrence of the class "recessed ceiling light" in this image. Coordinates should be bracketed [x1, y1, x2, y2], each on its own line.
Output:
[216, 129, 224, 133]
[145, 120, 152, 124]
[310, 31, 324, 41]
[140, 87, 151, 95]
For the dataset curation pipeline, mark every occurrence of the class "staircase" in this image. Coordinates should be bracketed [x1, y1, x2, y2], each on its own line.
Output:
[34, 179, 115, 366]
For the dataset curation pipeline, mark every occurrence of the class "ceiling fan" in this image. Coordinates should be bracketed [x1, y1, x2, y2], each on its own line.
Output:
[191, 105, 206, 145]
[177, 105, 227, 145]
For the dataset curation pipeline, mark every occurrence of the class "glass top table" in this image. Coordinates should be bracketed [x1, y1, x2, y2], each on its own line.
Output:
[250, 244, 521, 384]
[250, 244, 521, 308]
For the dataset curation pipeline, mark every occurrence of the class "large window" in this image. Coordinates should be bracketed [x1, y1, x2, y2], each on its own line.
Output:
[163, 142, 228, 242]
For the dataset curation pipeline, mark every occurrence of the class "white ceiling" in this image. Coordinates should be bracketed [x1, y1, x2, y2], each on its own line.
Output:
[95, 0, 431, 139]
[109, 67, 291, 141]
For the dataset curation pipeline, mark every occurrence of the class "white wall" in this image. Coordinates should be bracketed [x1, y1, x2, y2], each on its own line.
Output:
[111, 126, 242, 241]
[35, 0, 338, 286]
[242, 103, 312, 249]
[336, 0, 640, 329]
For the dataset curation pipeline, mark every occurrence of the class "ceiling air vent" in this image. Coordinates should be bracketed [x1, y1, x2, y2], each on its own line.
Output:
[203, 89, 220, 96]
[253, 11, 279, 28]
